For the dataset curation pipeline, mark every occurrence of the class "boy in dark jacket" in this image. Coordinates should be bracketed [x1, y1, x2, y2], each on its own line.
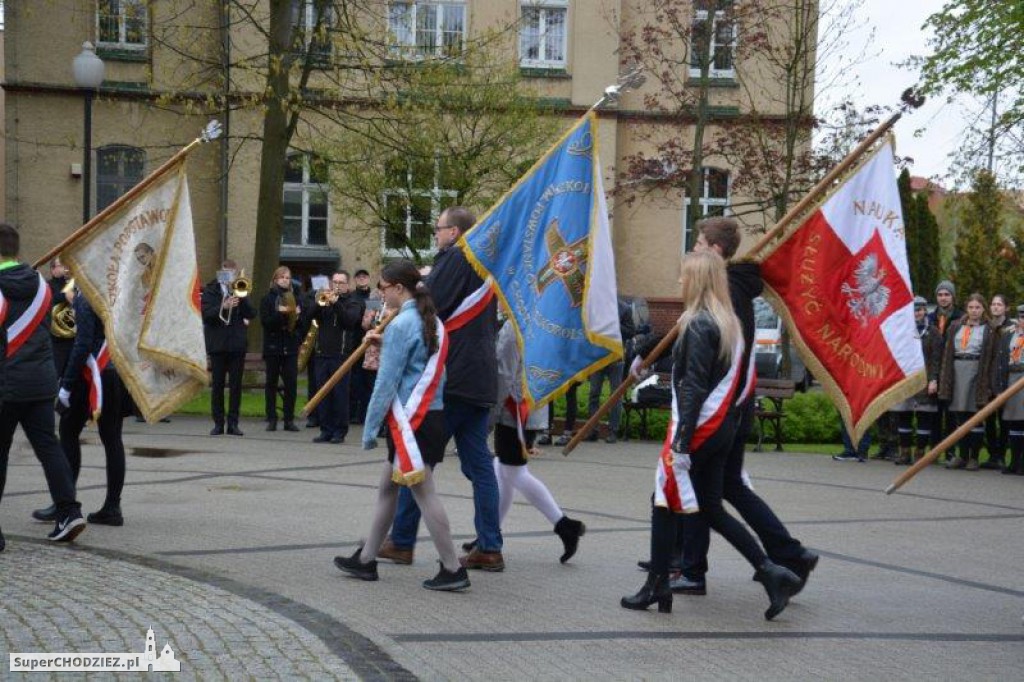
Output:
[0, 223, 85, 548]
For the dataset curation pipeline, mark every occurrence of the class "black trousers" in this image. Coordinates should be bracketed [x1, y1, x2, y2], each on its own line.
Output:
[680, 402, 801, 579]
[651, 414, 767, 576]
[314, 355, 350, 439]
[264, 354, 298, 422]
[985, 412, 1007, 462]
[0, 399, 79, 514]
[350, 364, 374, 423]
[210, 351, 245, 426]
[896, 411, 936, 449]
[59, 369, 126, 510]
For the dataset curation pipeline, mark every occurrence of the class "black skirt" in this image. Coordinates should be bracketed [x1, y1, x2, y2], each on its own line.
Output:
[386, 409, 447, 467]
[494, 423, 536, 466]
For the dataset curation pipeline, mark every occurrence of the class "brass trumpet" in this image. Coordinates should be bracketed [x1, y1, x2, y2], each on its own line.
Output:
[231, 269, 251, 298]
[316, 290, 339, 306]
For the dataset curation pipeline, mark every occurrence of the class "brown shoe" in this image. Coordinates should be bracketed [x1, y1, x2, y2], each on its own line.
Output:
[459, 548, 505, 572]
[377, 538, 413, 565]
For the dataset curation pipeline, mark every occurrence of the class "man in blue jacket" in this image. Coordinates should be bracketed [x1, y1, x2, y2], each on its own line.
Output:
[0, 223, 85, 549]
[377, 206, 505, 570]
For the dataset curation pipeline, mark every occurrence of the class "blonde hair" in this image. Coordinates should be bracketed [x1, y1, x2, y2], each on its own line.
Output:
[677, 251, 740, 363]
[271, 266, 291, 286]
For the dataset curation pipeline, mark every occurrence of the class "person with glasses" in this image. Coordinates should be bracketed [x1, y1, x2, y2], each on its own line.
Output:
[993, 303, 1024, 475]
[889, 296, 943, 465]
[376, 206, 505, 571]
[306, 271, 364, 444]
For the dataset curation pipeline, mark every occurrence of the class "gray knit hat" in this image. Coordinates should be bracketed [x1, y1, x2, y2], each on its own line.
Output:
[935, 280, 955, 297]
[913, 296, 928, 308]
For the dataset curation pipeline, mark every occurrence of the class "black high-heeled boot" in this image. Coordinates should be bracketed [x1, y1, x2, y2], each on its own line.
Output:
[621, 572, 672, 613]
[554, 516, 586, 564]
[754, 560, 801, 621]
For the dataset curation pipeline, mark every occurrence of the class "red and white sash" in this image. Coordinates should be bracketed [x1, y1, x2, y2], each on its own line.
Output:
[504, 395, 531, 455]
[386, 317, 449, 486]
[6, 273, 52, 358]
[655, 337, 744, 513]
[444, 278, 494, 332]
[82, 341, 111, 421]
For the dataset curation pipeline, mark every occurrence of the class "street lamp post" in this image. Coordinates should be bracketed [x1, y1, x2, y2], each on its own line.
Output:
[72, 42, 105, 225]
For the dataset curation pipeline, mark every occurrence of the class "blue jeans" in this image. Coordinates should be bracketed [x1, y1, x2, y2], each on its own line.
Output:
[391, 399, 502, 551]
[840, 424, 872, 457]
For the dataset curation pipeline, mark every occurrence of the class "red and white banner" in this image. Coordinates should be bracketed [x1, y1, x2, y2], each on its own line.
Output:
[759, 140, 925, 444]
[5, 274, 51, 358]
[62, 159, 208, 423]
[82, 341, 111, 421]
[386, 318, 449, 486]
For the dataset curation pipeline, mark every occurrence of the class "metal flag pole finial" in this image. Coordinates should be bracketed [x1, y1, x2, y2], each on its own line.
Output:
[201, 120, 223, 143]
[591, 66, 646, 112]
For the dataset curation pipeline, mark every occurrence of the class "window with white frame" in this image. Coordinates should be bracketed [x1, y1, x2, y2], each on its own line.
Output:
[689, 1, 735, 79]
[96, 145, 145, 212]
[97, 0, 147, 49]
[381, 159, 458, 258]
[388, 1, 466, 59]
[682, 167, 729, 249]
[292, 0, 333, 62]
[283, 153, 329, 246]
[520, 1, 568, 69]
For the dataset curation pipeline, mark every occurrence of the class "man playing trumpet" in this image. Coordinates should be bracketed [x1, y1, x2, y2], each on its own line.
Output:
[201, 259, 255, 436]
[306, 271, 365, 444]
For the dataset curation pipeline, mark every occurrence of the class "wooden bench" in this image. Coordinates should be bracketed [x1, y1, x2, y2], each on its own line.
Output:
[753, 378, 796, 452]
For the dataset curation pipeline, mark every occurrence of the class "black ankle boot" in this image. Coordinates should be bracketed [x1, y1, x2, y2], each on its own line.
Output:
[1004, 452, 1022, 475]
[621, 572, 672, 612]
[754, 560, 801, 621]
[554, 516, 586, 564]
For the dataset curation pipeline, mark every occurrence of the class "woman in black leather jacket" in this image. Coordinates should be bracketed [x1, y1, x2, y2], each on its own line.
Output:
[621, 251, 801, 620]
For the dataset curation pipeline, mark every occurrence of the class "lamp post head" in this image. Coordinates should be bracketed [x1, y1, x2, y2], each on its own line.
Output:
[72, 41, 105, 89]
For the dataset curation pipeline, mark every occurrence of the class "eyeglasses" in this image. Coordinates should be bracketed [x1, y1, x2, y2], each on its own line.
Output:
[434, 224, 455, 233]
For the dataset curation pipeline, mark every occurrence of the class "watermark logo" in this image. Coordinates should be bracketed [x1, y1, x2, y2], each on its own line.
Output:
[10, 627, 181, 673]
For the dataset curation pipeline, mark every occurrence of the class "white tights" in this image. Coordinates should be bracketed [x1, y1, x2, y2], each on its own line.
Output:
[493, 457, 564, 526]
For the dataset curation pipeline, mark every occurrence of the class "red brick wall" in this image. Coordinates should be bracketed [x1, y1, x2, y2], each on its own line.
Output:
[646, 297, 684, 336]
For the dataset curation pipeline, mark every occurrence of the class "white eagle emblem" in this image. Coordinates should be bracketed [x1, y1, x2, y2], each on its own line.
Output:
[841, 253, 890, 325]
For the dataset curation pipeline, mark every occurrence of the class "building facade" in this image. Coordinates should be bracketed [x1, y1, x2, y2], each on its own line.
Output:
[4, 1, 814, 297]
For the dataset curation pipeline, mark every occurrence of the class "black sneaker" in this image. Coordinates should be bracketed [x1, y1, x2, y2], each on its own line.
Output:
[461, 538, 478, 553]
[536, 433, 552, 446]
[48, 510, 86, 542]
[333, 548, 379, 581]
[87, 507, 124, 527]
[32, 504, 58, 522]
[423, 562, 470, 591]
[832, 453, 864, 462]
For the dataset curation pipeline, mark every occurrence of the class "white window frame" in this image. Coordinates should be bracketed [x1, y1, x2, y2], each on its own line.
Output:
[380, 161, 458, 259]
[682, 167, 730, 251]
[283, 153, 330, 247]
[388, 1, 467, 59]
[519, 1, 569, 69]
[96, 0, 148, 50]
[688, 6, 736, 80]
[293, 0, 333, 61]
[95, 144, 146, 212]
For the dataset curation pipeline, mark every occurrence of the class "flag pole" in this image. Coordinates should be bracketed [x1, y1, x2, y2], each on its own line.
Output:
[301, 309, 398, 418]
[564, 112, 903, 456]
[561, 328, 679, 456]
[746, 112, 902, 259]
[886, 375, 1024, 494]
[34, 121, 223, 269]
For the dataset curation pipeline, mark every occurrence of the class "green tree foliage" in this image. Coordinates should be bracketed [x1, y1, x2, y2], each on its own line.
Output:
[318, 47, 559, 264]
[913, 193, 940, 298]
[954, 170, 1004, 298]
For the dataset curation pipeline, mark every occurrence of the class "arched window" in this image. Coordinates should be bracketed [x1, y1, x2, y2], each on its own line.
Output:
[283, 153, 329, 246]
[96, 145, 145, 211]
[683, 167, 730, 249]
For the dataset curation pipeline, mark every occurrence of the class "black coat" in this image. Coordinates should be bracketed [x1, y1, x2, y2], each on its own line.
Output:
[201, 279, 255, 354]
[727, 261, 763, 401]
[0, 263, 58, 402]
[670, 312, 736, 454]
[61, 296, 110, 391]
[307, 293, 364, 357]
[260, 285, 303, 357]
[427, 245, 498, 406]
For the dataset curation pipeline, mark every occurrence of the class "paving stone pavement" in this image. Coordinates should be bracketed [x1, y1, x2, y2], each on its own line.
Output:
[1, 416, 1023, 680]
